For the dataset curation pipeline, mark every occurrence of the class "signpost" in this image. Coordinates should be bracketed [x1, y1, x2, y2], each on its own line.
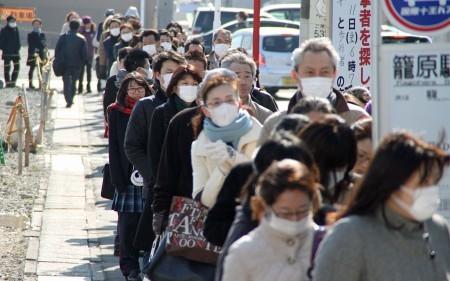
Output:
[381, 0, 450, 35]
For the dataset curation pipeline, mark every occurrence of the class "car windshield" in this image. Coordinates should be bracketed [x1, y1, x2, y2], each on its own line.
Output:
[263, 35, 299, 52]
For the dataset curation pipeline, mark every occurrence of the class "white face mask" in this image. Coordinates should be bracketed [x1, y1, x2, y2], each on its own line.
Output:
[161, 42, 172, 51]
[121, 32, 133, 42]
[178, 85, 198, 103]
[177, 46, 185, 55]
[161, 73, 173, 91]
[143, 44, 157, 56]
[267, 211, 313, 236]
[214, 44, 230, 59]
[300, 77, 334, 99]
[8, 22, 17, 28]
[394, 186, 440, 222]
[146, 67, 153, 80]
[110, 27, 120, 37]
[207, 103, 239, 127]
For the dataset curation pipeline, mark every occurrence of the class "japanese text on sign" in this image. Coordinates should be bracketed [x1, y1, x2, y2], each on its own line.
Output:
[310, 0, 330, 39]
[0, 7, 36, 23]
[332, 0, 373, 91]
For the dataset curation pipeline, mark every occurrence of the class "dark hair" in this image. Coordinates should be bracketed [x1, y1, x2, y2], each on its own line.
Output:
[124, 49, 150, 72]
[166, 22, 183, 33]
[352, 119, 372, 142]
[185, 50, 208, 70]
[141, 29, 160, 41]
[166, 65, 203, 97]
[69, 20, 80, 31]
[118, 46, 132, 61]
[346, 86, 371, 105]
[272, 114, 311, 137]
[116, 72, 152, 106]
[298, 115, 357, 203]
[159, 29, 172, 40]
[32, 18, 42, 25]
[291, 96, 336, 115]
[128, 18, 141, 31]
[120, 23, 133, 32]
[257, 159, 320, 210]
[152, 50, 186, 74]
[343, 93, 365, 108]
[237, 11, 248, 20]
[65, 11, 79, 22]
[184, 38, 205, 54]
[344, 132, 450, 218]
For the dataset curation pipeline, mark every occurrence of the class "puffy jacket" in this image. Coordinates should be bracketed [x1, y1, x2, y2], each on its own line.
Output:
[55, 31, 88, 68]
[0, 25, 21, 58]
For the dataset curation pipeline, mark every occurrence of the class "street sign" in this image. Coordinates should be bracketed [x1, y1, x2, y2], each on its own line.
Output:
[332, 0, 374, 91]
[0, 7, 36, 23]
[309, 0, 330, 38]
[379, 43, 450, 219]
[381, 0, 450, 35]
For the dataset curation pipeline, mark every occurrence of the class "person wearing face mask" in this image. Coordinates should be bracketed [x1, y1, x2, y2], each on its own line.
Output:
[185, 50, 208, 78]
[207, 29, 232, 70]
[114, 24, 134, 59]
[222, 159, 322, 281]
[78, 16, 96, 93]
[55, 19, 88, 107]
[0, 15, 21, 88]
[108, 73, 151, 281]
[159, 29, 174, 52]
[102, 18, 122, 77]
[26, 18, 47, 90]
[289, 38, 351, 123]
[190, 71, 262, 209]
[314, 132, 450, 281]
[298, 115, 357, 225]
[141, 29, 160, 57]
[351, 118, 373, 177]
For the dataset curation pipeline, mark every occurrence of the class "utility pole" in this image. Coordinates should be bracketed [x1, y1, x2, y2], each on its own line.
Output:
[140, 0, 146, 27]
[300, 0, 310, 44]
[157, 0, 174, 28]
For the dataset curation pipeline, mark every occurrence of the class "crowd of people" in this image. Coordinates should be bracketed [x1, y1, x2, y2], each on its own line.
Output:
[2, 6, 450, 281]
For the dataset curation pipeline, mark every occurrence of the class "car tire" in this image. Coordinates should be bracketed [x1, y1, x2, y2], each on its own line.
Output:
[264, 87, 279, 96]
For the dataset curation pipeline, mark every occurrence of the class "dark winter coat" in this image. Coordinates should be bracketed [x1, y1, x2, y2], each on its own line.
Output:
[103, 75, 119, 120]
[113, 41, 130, 61]
[204, 162, 254, 247]
[124, 88, 167, 196]
[27, 31, 47, 66]
[103, 35, 120, 68]
[152, 106, 201, 214]
[108, 109, 133, 192]
[0, 25, 21, 59]
[55, 31, 88, 69]
[79, 27, 96, 61]
[251, 88, 278, 112]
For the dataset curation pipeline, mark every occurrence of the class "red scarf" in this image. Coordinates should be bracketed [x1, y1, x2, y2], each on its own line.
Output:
[104, 96, 138, 137]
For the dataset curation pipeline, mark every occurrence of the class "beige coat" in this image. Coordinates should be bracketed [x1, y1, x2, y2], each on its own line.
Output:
[222, 219, 315, 281]
[191, 117, 261, 208]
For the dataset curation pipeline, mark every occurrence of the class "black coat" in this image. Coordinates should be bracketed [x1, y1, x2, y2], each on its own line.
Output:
[108, 109, 133, 192]
[55, 31, 88, 69]
[152, 106, 201, 214]
[27, 31, 47, 66]
[251, 88, 278, 112]
[148, 96, 197, 185]
[103, 35, 119, 68]
[124, 88, 167, 194]
[204, 162, 254, 247]
[113, 41, 130, 60]
[0, 25, 21, 58]
[103, 75, 119, 120]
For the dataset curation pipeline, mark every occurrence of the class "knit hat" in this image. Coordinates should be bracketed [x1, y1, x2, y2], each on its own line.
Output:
[82, 16, 92, 24]
[105, 9, 115, 17]
[125, 6, 139, 19]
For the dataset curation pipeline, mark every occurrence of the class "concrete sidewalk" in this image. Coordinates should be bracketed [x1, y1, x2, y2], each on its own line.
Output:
[25, 91, 123, 281]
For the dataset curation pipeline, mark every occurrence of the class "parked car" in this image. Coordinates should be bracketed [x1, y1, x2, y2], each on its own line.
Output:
[261, 4, 301, 22]
[192, 7, 273, 35]
[189, 18, 300, 53]
[232, 27, 299, 95]
[381, 25, 432, 44]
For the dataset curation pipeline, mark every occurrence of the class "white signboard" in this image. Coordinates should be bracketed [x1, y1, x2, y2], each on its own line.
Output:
[309, 0, 330, 38]
[332, 0, 373, 92]
[380, 43, 450, 219]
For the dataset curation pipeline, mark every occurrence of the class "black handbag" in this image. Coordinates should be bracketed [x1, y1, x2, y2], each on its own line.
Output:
[145, 235, 216, 281]
[101, 163, 115, 200]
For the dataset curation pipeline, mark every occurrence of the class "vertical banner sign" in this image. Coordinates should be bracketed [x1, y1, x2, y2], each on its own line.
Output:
[309, 0, 330, 38]
[332, 0, 373, 92]
[380, 43, 450, 219]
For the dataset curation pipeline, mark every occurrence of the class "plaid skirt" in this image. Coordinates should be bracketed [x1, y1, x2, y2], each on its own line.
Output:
[111, 185, 144, 213]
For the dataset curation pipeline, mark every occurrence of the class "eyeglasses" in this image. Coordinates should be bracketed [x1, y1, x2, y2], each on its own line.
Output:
[127, 87, 145, 94]
[272, 207, 311, 221]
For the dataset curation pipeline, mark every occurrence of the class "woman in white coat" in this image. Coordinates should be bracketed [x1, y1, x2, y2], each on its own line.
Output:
[191, 68, 261, 208]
